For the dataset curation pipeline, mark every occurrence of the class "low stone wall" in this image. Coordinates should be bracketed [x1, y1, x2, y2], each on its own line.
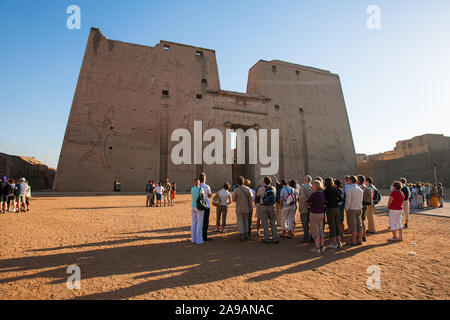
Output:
[358, 149, 449, 189]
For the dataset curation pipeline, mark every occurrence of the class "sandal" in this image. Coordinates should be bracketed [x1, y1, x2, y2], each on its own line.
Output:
[388, 238, 397, 241]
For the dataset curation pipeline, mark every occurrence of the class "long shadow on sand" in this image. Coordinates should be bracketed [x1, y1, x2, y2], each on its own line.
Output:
[0, 226, 394, 299]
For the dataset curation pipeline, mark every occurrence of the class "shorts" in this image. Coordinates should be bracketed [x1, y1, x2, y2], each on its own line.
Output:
[310, 213, 324, 240]
[1, 195, 7, 202]
[389, 209, 403, 231]
[156, 193, 162, 201]
[346, 209, 362, 233]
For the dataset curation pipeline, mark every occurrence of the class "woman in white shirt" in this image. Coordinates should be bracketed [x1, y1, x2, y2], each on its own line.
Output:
[155, 182, 164, 207]
[215, 183, 232, 233]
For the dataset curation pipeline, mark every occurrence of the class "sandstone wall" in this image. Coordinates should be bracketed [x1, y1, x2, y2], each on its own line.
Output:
[0, 153, 55, 190]
[358, 149, 450, 188]
[54, 28, 357, 192]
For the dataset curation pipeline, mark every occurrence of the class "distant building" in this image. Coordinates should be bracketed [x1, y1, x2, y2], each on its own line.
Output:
[357, 134, 450, 163]
[383, 134, 450, 160]
[358, 134, 450, 188]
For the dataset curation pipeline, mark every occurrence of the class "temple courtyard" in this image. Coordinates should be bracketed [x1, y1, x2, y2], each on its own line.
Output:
[0, 194, 448, 300]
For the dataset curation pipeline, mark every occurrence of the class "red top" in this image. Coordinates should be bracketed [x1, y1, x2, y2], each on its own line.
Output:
[389, 190, 405, 210]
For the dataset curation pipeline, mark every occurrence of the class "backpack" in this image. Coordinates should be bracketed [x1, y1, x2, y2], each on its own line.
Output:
[196, 188, 207, 211]
[285, 187, 296, 205]
[212, 193, 221, 207]
[401, 186, 410, 200]
[146, 184, 154, 193]
[362, 186, 373, 205]
[372, 187, 381, 205]
[262, 186, 275, 205]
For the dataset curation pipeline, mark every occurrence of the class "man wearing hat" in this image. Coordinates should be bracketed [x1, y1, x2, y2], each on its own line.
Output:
[17, 178, 29, 212]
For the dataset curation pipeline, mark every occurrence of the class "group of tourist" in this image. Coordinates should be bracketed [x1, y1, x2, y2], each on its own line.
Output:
[187, 172, 445, 254]
[399, 181, 445, 209]
[0, 176, 32, 214]
[145, 178, 176, 207]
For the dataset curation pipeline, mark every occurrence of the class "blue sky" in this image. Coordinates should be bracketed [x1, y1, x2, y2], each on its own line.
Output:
[0, 0, 449, 168]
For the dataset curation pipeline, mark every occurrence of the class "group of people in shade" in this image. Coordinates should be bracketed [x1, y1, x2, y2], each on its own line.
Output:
[402, 181, 445, 209]
[145, 178, 177, 207]
[188, 173, 445, 254]
[0, 176, 32, 214]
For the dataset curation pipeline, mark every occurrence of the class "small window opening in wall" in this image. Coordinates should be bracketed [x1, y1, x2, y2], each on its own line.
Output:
[296, 70, 300, 75]
[162, 90, 169, 97]
[201, 78, 208, 84]
[110, 126, 114, 130]
[272, 65, 277, 72]
[163, 45, 170, 51]
[195, 50, 203, 57]
[196, 94, 203, 99]
[274, 104, 280, 111]
[299, 107, 304, 113]
[109, 146, 113, 150]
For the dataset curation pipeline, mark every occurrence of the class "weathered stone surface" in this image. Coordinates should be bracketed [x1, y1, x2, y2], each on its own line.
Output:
[0, 153, 55, 190]
[359, 149, 450, 188]
[54, 28, 357, 192]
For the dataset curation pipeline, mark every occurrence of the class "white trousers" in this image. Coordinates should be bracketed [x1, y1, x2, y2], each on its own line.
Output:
[281, 206, 296, 231]
[389, 209, 403, 231]
[191, 206, 204, 244]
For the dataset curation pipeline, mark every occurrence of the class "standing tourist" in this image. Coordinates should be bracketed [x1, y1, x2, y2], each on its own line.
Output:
[307, 180, 326, 253]
[430, 184, 439, 207]
[190, 178, 205, 244]
[273, 176, 283, 226]
[334, 179, 346, 239]
[25, 180, 31, 211]
[411, 184, 419, 209]
[254, 179, 264, 237]
[256, 176, 278, 244]
[199, 173, 213, 242]
[424, 183, 431, 207]
[400, 178, 411, 228]
[323, 177, 343, 249]
[416, 183, 424, 209]
[145, 180, 154, 207]
[232, 176, 253, 241]
[171, 182, 177, 206]
[299, 175, 313, 243]
[345, 176, 364, 245]
[358, 175, 372, 242]
[17, 178, 28, 212]
[366, 177, 381, 233]
[437, 182, 444, 208]
[280, 180, 298, 239]
[245, 179, 255, 237]
[215, 182, 232, 233]
[0, 176, 9, 213]
[155, 181, 164, 207]
[7, 179, 15, 212]
[388, 181, 405, 242]
[163, 178, 172, 207]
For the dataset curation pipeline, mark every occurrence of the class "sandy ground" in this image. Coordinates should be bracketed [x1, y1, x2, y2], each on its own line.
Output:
[0, 194, 449, 300]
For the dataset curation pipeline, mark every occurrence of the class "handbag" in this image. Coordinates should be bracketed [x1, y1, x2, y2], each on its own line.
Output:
[196, 187, 207, 211]
[212, 193, 221, 207]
